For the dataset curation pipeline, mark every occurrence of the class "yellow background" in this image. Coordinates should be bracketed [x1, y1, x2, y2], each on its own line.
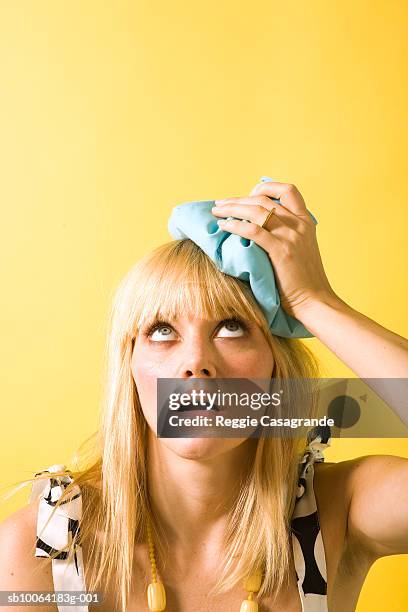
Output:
[0, 1, 407, 609]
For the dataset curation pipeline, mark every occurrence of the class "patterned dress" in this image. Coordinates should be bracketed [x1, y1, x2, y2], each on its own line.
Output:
[30, 427, 331, 611]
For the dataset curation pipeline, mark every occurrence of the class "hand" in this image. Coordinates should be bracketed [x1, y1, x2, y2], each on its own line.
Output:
[211, 180, 340, 321]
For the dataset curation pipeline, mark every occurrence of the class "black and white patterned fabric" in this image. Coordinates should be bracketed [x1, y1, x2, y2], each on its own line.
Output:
[291, 425, 331, 611]
[29, 464, 87, 612]
[31, 427, 330, 611]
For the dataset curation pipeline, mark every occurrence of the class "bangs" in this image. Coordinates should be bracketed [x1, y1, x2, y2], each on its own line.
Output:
[130, 239, 269, 335]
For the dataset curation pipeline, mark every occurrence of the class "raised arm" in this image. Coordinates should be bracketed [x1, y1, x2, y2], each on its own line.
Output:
[211, 179, 408, 560]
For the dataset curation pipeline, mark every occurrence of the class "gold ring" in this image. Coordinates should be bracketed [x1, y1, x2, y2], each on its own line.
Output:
[261, 207, 277, 229]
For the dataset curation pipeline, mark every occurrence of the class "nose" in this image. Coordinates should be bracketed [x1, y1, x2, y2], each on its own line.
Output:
[175, 326, 218, 378]
[184, 367, 212, 377]
[180, 357, 217, 378]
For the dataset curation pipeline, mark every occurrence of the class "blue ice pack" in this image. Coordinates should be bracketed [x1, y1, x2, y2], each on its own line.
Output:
[167, 176, 317, 338]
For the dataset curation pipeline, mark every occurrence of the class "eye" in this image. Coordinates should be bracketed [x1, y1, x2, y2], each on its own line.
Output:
[144, 317, 249, 342]
[216, 318, 248, 337]
[146, 321, 176, 342]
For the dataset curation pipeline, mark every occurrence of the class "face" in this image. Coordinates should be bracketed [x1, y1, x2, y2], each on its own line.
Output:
[131, 313, 275, 460]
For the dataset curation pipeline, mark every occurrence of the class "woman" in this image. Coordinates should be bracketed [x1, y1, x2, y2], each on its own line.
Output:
[1, 180, 408, 612]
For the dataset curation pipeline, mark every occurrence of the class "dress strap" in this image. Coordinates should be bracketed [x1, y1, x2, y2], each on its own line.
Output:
[291, 426, 331, 611]
[30, 464, 88, 612]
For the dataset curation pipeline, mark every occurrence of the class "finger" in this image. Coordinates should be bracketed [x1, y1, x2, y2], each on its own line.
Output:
[211, 202, 301, 232]
[250, 181, 313, 221]
[217, 217, 284, 251]
[214, 195, 301, 228]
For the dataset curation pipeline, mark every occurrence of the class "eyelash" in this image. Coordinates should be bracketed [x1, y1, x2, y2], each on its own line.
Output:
[143, 317, 249, 339]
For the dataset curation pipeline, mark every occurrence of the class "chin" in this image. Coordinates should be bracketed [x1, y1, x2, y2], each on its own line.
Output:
[162, 436, 246, 461]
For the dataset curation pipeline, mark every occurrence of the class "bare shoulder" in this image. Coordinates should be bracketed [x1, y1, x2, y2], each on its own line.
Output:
[314, 453, 408, 497]
[0, 497, 56, 611]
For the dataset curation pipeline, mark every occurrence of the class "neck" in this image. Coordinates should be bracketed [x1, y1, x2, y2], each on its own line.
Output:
[146, 434, 256, 555]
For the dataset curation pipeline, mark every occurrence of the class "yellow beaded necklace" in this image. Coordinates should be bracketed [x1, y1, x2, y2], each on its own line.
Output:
[146, 518, 263, 611]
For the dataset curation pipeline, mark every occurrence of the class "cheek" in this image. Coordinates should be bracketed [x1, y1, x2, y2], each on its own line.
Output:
[132, 344, 173, 379]
[229, 345, 274, 377]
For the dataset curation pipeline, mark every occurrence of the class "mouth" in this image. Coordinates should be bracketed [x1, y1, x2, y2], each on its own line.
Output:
[171, 380, 222, 413]
[176, 400, 220, 413]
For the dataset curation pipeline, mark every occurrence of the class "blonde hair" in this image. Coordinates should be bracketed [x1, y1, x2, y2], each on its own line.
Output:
[7, 238, 321, 610]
